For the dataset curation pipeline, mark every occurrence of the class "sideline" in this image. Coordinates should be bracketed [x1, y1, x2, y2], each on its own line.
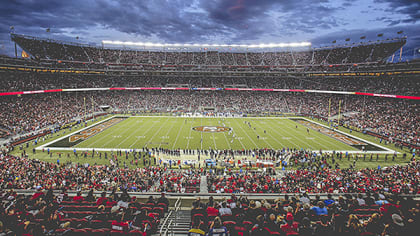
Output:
[301, 117, 396, 154]
[36, 116, 115, 150]
[39, 115, 396, 154]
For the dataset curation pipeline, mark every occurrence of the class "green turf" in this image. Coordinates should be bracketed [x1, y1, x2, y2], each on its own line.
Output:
[70, 117, 359, 151]
[12, 116, 411, 170]
[20, 150, 153, 168]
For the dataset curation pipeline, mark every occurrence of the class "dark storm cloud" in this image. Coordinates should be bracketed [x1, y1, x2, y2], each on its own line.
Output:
[0, 0, 342, 44]
[375, 0, 420, 23]
[199, 0, 342, 41]
[0, 0, 419, 57]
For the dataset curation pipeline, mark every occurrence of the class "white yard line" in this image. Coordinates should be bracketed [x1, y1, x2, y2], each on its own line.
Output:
[91, 119, 138, 148]
[222, 130, 232, 150]
[144, 117, 171, 148]
[232, 118, 259, 149]
[212, 133, 217, 150]
[252, 120, 286, 148]
[185, 124, 194, 149]
[290, 120, 352, 150]
[128, 118, 160, 148]
[158, 118, 177, 149]
[171, 119, 186, 149]
[271, 120, 311, 149]
[301, 118, 395, 153]
[279, 122, 324, 150]
[247, 121, 274, 149]
[39, 115, 395, 154]
[113, 118, 149, 148]
[227, 119, 246, 150]
[200, 118, 203, 150]
[36, 116, 115, 150]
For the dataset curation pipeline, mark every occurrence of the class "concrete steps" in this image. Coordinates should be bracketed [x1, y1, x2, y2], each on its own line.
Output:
[155, 210, 191, 235]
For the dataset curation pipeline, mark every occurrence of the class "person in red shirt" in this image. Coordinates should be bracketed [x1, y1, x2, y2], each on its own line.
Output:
[31, 187, 44, 201]
[72, 191, 84, 202]
[207, 202, 219, 217]
[96, 191, 108, 206]
[280, 213, 299, 235]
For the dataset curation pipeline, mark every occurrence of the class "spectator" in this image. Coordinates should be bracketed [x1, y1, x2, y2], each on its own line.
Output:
[72, 191, 84, 202]
[382, 214, 406, 236]
[188, 217, 205, 236]
[298, 217, 314, 236]
[251, 215, 270, 236]
[280, 212, 299, 235]
[208, 217, 228, 236]
[311, 201, 328, 216]
[96, 192, 108, 206]
[157, 192, 169, 209]
[266, 213, 280, 233]
[346, 214, 362, 236]
[219, 202, 232, 216]
[231, 214, 250, 236]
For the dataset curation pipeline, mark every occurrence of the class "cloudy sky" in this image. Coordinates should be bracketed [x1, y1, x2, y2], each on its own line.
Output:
[0, 0, 419, 59]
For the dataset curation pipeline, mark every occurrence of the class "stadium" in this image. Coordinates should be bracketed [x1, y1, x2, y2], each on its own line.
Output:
[0, 1, 419, 236]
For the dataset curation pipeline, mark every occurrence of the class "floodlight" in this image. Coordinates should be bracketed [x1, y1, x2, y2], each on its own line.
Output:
[101, 40, 312, 48]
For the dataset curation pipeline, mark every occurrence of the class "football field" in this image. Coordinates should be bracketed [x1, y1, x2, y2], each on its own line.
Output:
[41, 116, 391, 153]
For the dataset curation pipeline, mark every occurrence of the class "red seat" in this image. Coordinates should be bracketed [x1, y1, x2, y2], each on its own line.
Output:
[148, 212, 160, 220]
[271, 232, 283, 235]
[111, 221, 129, 232]
[221, 214, 233, 222]
[192, 213, 205, 223]
[146, 203, 155, 207]
[129, 230, 146, 236]
[91, 220, 108, 229]
[91, 228, 110, 236]
[157, 203, 168, 211]
[360, 232, 375, 236]
[55, 228, 72, 234]
[243, 221, 253, 231]
[223, 221, 236, 232]
[141, 207, 152, 212]
[110, 230, 126, 235]
[152, 207, 164, 217]
[71, 228, 91, 236]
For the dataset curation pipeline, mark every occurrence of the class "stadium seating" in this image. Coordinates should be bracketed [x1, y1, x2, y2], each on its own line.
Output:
[190, 195, 419, 235]
[11, 34, 406, 66]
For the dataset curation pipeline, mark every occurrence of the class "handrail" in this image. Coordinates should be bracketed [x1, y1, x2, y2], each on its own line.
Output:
[159, 197, 181, 235]
[163, 219, 173, 236]
[161, 197, 182, 236]
[159, 211, 172, 235]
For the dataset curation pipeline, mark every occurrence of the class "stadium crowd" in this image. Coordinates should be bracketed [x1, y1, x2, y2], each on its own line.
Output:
[189, 192, 419, 235]
[1, 145, 419, 195]
[1, 71, 419, 96]
[207, 160, 420, 194]
[0, 187, 171, 235]
[12, 34, 405, 66]
[0, 152, 199, 193]
[0, 89, 418, 146]
[0, 26, 416, 236]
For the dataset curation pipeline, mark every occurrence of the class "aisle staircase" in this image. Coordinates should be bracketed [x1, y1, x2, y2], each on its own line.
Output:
[157, 198, 191, 235]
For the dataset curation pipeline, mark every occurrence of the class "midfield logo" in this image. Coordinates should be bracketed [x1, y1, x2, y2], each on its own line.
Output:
[192, 126, 231, 133]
